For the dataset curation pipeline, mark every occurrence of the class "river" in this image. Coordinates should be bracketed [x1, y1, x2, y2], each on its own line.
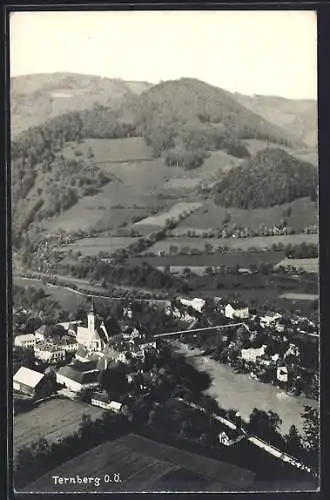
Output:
[174, 342, 318, 435]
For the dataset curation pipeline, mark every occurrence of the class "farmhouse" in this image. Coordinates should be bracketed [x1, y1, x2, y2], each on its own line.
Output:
[225, 302, 249, 320]
[56, 362, 100, 394]
[90, 392, 122, 413]
[179, 297, 206, 313]
[13, 366, 47, 398]
[76, 300, 109, 352]
[34, 343, 66, 363]
[240, 345, 267, 363]
[14, 334, 36, 348]
[58, 335, 79, 353]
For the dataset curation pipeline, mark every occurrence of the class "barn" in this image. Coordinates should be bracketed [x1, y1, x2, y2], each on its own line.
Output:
[13, 366, 46, 398]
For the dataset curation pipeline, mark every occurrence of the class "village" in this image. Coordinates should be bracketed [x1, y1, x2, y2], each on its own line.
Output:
[13, 292, 318, 415]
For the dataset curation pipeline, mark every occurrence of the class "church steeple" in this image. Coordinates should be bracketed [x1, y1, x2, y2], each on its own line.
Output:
[89, 297, 96, 314]
[88, 297, 96, 333]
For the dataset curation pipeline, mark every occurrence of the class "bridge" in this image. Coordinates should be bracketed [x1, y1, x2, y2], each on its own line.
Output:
[153, 322, 245, 339]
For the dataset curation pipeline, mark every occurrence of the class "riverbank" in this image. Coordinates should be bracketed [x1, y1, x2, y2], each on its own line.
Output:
[174, 342, 318, 435]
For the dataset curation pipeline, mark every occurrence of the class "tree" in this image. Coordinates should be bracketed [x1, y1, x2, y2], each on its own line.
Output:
[284, 425, 303, 457]
[301, 405, 319, 454]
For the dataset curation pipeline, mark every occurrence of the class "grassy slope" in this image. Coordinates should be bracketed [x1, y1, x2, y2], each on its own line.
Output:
[175, 198, 317, 233]
[234, 92, 317, 149]
[11, 73, 152, 137]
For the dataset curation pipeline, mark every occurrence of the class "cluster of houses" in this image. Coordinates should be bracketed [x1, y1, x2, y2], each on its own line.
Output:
[13, 299, 158, 406]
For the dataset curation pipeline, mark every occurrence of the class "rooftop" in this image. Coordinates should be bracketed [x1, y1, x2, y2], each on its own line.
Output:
[57, 365, 100, 385]
[23, 433, 256, 492]
[13, 366, 45, 389]
[35, 343, 65, 353]
[15, 334, 36, 341]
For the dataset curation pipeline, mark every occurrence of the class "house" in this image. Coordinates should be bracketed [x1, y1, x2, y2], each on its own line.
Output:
[58, 335, 79, 353]
[218, 429, 245, 447]
[34, 343, 66, 363]
[277, 365, 289, 382]
[76, 300, 109, 352]
[225, 303, 249, 320]
[35, 325, 48, 342]
[56, 362, 100, 393]
[90, 392, 122, 413]
[179, 297, 206, 313]
[14, 334, 36, 348]
[260, 312, 282, 328]
[13, 366, 46, 398]
[241, 345, 267, 363]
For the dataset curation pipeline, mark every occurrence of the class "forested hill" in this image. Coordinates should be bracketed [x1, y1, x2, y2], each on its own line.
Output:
[124, 78, 298, 150]
[214, 148, 317, 209]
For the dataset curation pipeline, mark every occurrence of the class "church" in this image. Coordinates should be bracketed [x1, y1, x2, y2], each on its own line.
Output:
[76, 300, 110, 352]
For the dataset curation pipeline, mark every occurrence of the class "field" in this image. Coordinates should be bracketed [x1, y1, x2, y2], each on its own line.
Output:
[131, 251, 285, 268]
[174, 198, 318, 233]
[145, 234, 318, 255]
[276, 258, 319, 274]
[13, 398, 105, 456]
[61, 137, 154, 163]
[65, 237, 137, 256]
[133, 202, 203, 230]
[279, 292, 318, 301]
[23, 433, 255, 492]
[13, 277, 87, 311]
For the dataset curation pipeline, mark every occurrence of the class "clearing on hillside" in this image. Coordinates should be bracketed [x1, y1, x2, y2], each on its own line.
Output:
[133, 202, 203, 230]
[60, 137, 154, 163]
[275, 258, 319, 273]
[146, 234, 318, 255]
[175, 198, 317, 233]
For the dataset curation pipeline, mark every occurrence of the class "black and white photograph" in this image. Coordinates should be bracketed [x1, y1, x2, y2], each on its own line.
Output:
[10, 9, 319, 493]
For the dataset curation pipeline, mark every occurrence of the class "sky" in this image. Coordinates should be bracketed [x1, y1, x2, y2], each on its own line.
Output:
[10, 10, 317, 99]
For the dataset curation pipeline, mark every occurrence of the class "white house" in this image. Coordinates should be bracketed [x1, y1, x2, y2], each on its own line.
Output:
[91, 392, 122, 413]
[179, 297, 206, 313]
[241, 345, 267, 363]
[76, 301, 109, 352]
[13, 366, 46, 398]
[225, 303, 249, 320]
[260, 312, 282, 328]
[58, 335, 79, 353]
[14, 334, 36, 348]
[34, 343, 66, 363]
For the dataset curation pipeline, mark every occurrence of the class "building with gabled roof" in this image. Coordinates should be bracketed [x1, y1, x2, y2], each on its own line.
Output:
[56, 361, 100, 394]
[13, 366, 46, 398]
[225, 302, 249, 320]
[14, 334, 36, 348]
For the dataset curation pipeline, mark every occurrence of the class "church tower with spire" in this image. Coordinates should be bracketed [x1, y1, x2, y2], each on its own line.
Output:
[88, 297, 96, 334]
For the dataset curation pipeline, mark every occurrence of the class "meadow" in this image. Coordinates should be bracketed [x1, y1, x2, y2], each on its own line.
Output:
[175, 198, 318, 233]
[13, 398, 104, 456]
[145, 234, 318, 255]
[276, 258, 319, 274]
[130, 251, 285, 269]
[133, 202, 203, 230]
[66, 236, 137, 256]
[61, 137, 154, 163]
